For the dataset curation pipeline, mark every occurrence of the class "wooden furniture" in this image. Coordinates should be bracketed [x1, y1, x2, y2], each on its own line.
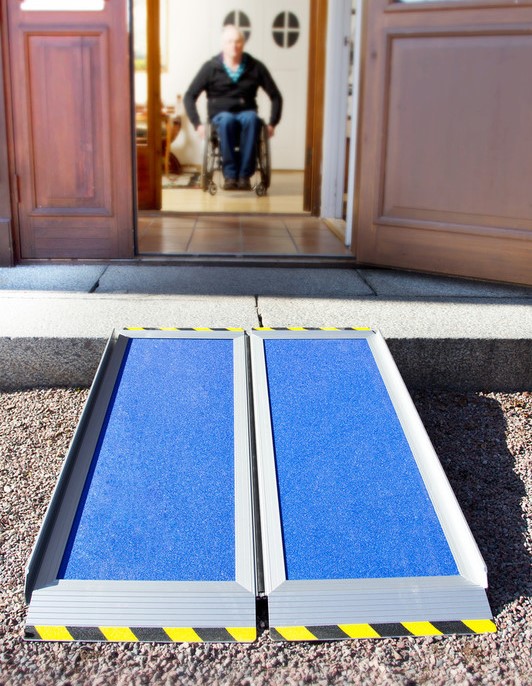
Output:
[162, 106, 182, 176]
[136, 103, 182, 180]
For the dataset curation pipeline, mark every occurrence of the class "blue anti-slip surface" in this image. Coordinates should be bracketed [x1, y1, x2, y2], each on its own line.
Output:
[59, 338, 235, 582]
[264, 338, 459, 581]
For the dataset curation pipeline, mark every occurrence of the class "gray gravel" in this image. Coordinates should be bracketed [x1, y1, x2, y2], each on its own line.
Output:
[0, 388, 530, 686]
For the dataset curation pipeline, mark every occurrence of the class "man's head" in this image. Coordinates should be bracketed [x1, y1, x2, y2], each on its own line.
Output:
[221, 25, 245, 63]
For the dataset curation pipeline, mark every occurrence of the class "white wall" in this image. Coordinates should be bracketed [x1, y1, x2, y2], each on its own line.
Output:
[134, 0, 309, 169]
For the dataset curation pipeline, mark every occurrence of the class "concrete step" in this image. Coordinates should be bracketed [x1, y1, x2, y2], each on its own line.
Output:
[0, 265, 530, 391]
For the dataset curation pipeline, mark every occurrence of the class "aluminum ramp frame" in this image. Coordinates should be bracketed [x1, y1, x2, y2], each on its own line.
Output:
[25, 327, 495, 642]
[25, 329, 257, 643]
[249, 328, 495, 641]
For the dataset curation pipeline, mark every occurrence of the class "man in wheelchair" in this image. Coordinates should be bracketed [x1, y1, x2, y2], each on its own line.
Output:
[184, 25, 282, 191]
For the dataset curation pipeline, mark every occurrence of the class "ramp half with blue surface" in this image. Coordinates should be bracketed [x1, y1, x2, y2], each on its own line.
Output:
[250, 328, 495, 640]
[25, 329, 256, 642]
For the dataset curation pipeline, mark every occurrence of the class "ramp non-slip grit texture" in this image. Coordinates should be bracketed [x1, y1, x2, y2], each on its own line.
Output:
[25, 329, 257, 643]
[25, 327, 495, 642]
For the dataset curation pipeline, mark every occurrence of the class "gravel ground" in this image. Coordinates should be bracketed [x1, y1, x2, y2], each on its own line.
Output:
[0, 388, 530, 686]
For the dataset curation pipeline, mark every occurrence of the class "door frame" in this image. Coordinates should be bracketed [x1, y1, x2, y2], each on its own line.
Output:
[133, 0, 329, 220]
[303, 0, 327, 215]
[135, 0, 162, 211]
[0, 0, 15, 265]
[320, 0, 351, 221]
[320, 0, 364, 248]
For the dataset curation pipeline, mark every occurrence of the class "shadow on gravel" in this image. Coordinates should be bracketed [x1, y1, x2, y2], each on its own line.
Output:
[413, 391, 529, 615]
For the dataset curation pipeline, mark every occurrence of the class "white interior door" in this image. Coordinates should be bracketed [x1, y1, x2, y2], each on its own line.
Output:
[259, 1, 309, 170]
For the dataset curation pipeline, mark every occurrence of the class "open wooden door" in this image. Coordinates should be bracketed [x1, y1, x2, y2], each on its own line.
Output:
[7, 0, 134, 259]
[355, 0, 532, 285]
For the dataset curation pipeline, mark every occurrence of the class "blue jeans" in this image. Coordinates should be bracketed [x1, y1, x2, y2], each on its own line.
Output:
[211, 110, 260, 180]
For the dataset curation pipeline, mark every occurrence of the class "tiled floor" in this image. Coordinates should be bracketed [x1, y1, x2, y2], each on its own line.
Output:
[137, 214, 353, 257]
[161, 170, 305, 214]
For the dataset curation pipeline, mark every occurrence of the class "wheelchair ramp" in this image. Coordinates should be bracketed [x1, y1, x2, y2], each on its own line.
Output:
[249, 328, 495, 641]
[25, 328, 495, 642]
[25, 329, 257, 642]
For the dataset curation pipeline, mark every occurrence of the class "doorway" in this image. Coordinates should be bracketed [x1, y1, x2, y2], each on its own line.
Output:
[132, 0, 353, 259]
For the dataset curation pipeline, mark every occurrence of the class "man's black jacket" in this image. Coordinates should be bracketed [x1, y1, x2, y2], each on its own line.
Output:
[184, 53, 282, 128]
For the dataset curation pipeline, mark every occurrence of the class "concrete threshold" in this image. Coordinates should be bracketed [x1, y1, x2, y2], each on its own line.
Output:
[0, 291, 530, 392]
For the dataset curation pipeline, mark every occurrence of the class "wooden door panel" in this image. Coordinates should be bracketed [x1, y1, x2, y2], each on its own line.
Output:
[384, 33, 532, 228]
[365, 222, 532, 285]
[356, 0, 532, 285]
[7, 2, 133, 259]
[30, 223, 118, 260]
[28, 33, 110, 212]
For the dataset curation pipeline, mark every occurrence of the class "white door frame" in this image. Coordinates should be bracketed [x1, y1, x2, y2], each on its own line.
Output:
[320, 0, 351, 220]
[321, 0, 363, 248]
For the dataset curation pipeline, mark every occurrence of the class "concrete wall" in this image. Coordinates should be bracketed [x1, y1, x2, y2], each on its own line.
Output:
[1, 337, 529, 392]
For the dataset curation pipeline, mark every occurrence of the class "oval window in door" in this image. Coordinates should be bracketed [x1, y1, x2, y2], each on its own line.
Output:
[223, 10, 252, 42]
[272, 11, 300, 48]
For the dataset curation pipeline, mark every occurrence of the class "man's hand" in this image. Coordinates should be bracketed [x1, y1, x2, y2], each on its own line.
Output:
[267, 125, 275, 138]
[196, 124, 206, 140]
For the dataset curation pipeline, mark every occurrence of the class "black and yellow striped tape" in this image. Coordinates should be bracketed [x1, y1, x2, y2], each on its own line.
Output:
[253, 327, 372, 331]
[25, 625, 256, 643]
[26, 620, 496, 642]
[271, 620, 496, 641]
[125, 327, 372, 333]
[125, 327, 244, 332]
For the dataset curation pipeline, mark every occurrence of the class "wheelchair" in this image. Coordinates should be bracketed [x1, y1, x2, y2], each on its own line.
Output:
[201, 118, 271, 197]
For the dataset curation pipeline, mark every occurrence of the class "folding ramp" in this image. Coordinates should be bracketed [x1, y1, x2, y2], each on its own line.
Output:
[25, 327, 495, 642]
[249, 328, 495, 641]
[25, 329, 257, 643]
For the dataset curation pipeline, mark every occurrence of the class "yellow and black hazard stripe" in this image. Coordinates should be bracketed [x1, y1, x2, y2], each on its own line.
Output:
[270, 620, 496, 641]
[125, 327, 244, 332]
[253, 327, 372, 332]
[26, 620, 496, 642]
[25, 625, 256, 643]
[125, 327, 372, 333]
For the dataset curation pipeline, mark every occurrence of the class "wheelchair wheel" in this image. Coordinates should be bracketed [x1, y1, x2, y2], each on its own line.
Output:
[257, 123, 271, 192]
[201, 124, 217, 192]
[255, 182, 266, 197]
